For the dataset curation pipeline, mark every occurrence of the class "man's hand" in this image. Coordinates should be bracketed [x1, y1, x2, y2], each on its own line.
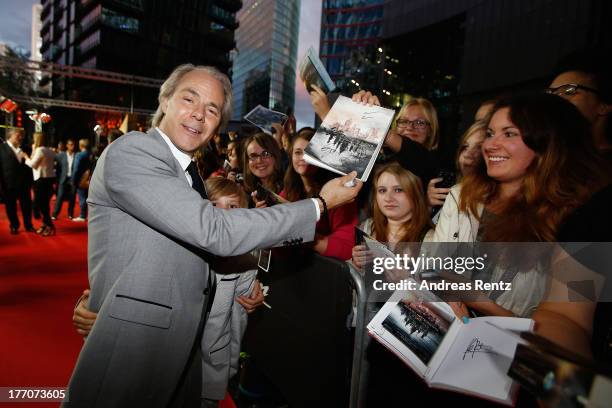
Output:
[310, 84, 331, 121]
[237, 280, 264, 313]
[319, 171, 362, 211]
[73, 289, 98, 337]
[352, 90, 380, 106]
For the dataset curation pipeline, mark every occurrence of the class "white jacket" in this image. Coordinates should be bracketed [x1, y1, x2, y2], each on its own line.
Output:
[424, 185, 546, 317]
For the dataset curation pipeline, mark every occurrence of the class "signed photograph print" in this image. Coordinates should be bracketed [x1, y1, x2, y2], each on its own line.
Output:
[304, 95, 395, 181]
[381, 299, 453, 365]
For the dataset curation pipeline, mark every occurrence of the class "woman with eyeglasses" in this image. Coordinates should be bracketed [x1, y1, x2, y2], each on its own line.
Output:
[242, 132, 284, 205]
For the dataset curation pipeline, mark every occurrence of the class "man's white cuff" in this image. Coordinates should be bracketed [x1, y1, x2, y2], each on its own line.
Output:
[311, 198, 321, 221]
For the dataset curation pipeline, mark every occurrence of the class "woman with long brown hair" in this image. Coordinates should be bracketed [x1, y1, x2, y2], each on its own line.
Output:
[281, 128, 357, 260]
[429, 92, 610, 317]
[242, 132, 284, 203]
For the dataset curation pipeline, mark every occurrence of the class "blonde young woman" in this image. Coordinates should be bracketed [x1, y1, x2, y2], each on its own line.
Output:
[428, 120, 487, 207]
[24, 132, 57, 236]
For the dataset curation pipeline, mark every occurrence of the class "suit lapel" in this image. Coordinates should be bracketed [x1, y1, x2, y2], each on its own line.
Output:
[148, 128, 188, 184]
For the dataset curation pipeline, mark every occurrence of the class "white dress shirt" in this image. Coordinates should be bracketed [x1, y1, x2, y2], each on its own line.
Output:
[25, 146, 57, 181]
[67, 151, 75, 177]
[156, 127, 196, 186]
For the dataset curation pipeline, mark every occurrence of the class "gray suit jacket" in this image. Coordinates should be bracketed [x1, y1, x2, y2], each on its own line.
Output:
[201, 268, 256, 400]
[64, 129, 316, 407]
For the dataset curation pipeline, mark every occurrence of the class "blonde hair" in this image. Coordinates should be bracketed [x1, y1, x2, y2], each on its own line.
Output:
[78, 138, 89, 150]
[32, 132, 46, 148]
[394, 98, 439, 150]
[455, 120, 487, 176]
[151, 64, 233, 130]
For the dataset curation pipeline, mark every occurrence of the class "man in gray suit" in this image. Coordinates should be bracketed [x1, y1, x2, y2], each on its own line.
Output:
[64, 64, 361, 407]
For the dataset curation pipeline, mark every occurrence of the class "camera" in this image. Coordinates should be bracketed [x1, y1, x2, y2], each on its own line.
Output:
[436, 169, 456, 189]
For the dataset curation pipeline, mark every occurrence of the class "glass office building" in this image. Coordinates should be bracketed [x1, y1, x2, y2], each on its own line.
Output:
[39, 0, 241, 136]
[40, 0, 240, 106]
[320, 0, 384, 92]
[232, 0, 300, 119]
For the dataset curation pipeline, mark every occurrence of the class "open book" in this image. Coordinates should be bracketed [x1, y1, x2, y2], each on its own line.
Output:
[299, 46, 336, 94]
[304, 95, 394, 182]
[367, 291, 534, 405]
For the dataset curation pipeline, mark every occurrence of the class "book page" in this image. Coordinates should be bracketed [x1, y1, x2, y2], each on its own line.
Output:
[367, 291, 456, 377]
[429, 317, 530, 403]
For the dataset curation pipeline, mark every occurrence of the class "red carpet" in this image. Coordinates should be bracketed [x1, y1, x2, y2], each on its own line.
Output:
[0, 199, 89, 407]
[0, 198, 236, 408]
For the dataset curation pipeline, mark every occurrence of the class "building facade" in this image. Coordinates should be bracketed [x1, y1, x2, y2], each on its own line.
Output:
[231, 0, 300, 119]
[319, 0, 384, 93]
[39, 0, 241, 116]
[379, 0, 612, 165]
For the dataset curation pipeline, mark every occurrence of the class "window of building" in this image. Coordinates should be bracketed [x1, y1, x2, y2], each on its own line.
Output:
[112, 0, 144, 11]
[78, 30, 100, 54]
[101, 8, 140, 33]
[81, 5, 101, 32]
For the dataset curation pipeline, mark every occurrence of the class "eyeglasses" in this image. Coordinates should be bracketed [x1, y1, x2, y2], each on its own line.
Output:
[546, 83, 600, 97]
[247, 150, 273, 162]
[396, 118, 430, 130]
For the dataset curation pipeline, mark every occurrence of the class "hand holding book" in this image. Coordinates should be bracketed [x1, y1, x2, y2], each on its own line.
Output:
[352, 90, 381, 106]
[310, 84, 331, 121]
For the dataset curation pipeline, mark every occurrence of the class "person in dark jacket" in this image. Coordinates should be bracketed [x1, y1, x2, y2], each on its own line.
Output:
[71, 138, 91, 221]
[0, 128, 35, 234]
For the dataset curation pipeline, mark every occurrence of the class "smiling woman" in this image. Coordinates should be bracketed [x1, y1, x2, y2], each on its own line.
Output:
[242, 132, 284, 196]
[428, 92, 611, 318]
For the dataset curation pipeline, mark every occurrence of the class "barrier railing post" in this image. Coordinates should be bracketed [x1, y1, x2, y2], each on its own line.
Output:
[348, 264, 368, 408]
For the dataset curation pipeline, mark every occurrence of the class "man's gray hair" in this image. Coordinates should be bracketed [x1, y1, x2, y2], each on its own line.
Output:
[151, 64, 233, 130]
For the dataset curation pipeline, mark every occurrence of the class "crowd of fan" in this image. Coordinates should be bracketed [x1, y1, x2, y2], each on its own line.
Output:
[184, 48, 612, 365]
[4, 47, 610, 405]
